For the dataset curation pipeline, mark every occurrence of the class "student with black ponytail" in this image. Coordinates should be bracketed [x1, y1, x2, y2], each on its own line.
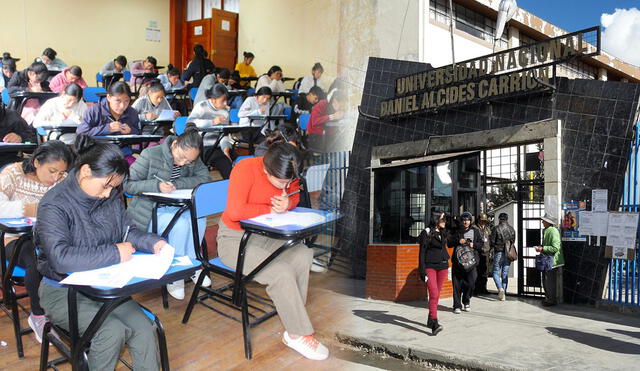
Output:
[35, 134, 167, 370]
[217, 142, 329, 361]
[0, 140, 72, 342]
[182, 44, 215, 88]
[124, 124, 212, 299]
[33, 83, 87, 140]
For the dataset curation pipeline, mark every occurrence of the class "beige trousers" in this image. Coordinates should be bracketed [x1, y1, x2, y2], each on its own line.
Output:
[216, 222, 315, 335]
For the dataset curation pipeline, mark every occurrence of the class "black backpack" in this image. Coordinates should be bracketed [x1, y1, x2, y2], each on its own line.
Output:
[456, 243, 478, 272]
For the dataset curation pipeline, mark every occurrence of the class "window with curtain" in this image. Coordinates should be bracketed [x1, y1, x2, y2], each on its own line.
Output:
[224, 0, 240, 13]
[187, 0, 202, 21]
[203, 0, 222, 19]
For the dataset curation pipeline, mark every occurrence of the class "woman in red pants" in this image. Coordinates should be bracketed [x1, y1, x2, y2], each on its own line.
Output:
[418, 213, 452, 335]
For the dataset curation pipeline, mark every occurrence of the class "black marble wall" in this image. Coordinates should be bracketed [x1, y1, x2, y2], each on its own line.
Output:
[340, 57, 640, 305]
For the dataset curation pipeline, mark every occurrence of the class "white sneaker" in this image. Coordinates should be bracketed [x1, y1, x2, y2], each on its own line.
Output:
[282, 331, 329, 360]
[191, 269, 212, 287]
[463, 304, 471, 312]
[310, 258, 327, 273]
[453, 308, 461, 314]
[28, 314, 47, 343]
[498, 288, 506, 301]
[167, 280, 185, 300]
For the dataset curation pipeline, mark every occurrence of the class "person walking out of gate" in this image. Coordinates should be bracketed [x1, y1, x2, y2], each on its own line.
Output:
[490, 213, 516, 301]
[474, 213, 492, 295]
[536, 213, 564, 306]
[451, 212, 483, 313]
[418, 212, 452, 335]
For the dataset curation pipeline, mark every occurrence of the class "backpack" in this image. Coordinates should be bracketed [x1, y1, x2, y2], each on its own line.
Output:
[498, 224, 518, 262]
[455, 244, 478, 272]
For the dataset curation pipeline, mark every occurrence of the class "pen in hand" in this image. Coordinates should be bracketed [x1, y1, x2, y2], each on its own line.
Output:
[122, 225, 130, 243]
[153, 174, 167, 183]
[285, 189, 301, 197]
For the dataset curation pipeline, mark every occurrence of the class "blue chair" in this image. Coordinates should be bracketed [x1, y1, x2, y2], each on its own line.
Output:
[182, 180, 276, 360]
[83, 87, 106, 104]
[0, 231, 33, 358]
[173, 116, 188, 135]
[229, 108, 240, 124]
[283, 107, 292, 121]
[95, 72, 103, 86]
[297, 113, 311, 131]
[189, 87, 198, 102]
[233, 155, 253, 166]
[2, 89, 9, 106]
[123, 70, 131, 82]
[246, 88, 255, 97]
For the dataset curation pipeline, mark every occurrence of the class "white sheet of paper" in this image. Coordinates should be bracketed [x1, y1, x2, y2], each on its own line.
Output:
[172, 256, 193, 266]
[156, 109, 176, 121]
[120, 245, 175, 279]
[592, 189, 608, 212]
[250, 211, 326, 227]
[143, 189, 193, 200]
[60, 264, 134, 288]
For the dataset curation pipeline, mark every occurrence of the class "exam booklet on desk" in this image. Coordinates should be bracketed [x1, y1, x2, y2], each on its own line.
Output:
[142, 189, 193, 200]
[155, 109, 176, 121]
[249, 211, 327, 227]
[60, 244, 176, 288]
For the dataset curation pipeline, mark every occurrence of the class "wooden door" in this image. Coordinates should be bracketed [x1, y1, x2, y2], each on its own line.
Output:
[210, 9, 238, 71]
[182, 19, 211, 70]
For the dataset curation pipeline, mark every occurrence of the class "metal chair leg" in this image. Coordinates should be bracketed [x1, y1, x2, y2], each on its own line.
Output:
[154, 317, 170, 371]
[10, 290, 25, 358]
[241, 288, 252, 360]
[182, 269, 206, 324]
[161, 285, 169, 309]
[39, 322, 51, 371]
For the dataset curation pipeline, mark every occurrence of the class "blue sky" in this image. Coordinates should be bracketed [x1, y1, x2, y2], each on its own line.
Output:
[517, 0, 638, 32]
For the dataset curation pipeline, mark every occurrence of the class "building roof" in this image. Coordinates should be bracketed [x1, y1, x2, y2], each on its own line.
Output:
[460, 0, 640, 82]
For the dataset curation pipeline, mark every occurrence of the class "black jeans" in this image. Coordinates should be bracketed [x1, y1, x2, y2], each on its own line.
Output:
[452, 266, 477, 309]
[6, 238, 44, 315]
[474, 253, 488, 294]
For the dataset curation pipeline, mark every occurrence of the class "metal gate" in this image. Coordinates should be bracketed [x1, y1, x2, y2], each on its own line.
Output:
[608, 121, 640, 307]
[483, 143, 545, 296]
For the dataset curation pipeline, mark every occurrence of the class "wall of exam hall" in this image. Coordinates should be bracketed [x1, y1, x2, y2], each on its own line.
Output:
[0, 0, 170, 79]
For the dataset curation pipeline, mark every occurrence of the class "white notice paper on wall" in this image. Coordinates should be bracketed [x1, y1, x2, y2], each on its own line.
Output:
[607, 212, 639, 248]
[592, 189, 608, 212]
[221, 20, 230, 31]
[194, 25, 203, 36]
[580, 211, 609, 236]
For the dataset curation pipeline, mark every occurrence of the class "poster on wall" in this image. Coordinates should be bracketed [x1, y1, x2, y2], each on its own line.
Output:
[606, 212, 639, 260]
[561, 202, 586, 241]
[579, 211, 609, 236]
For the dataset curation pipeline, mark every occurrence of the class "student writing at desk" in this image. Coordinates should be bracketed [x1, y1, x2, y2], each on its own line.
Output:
[298, 62, 325, 94]
[217, 143, 329, 361]
[238, 86, 277, 137]
[34, 47, 67, 71]
[100, 55, 129, 76]
[187, 83, 233, 178]
[132, 80, 178, 133]
[124, 125, 212, 299]
[235, 51, 256, 88]
[159, 65, 187, 115]
[0, 57, 17, 92]
[181, 44, 215, 89]
[77, 82, 140, 164]
[0, 141, 71, 342]
[35, 135, 168, 370]
[32, 83, 87, 139]
[6, 61, 51, 124]
[0, 104, 37, 169]
[49, 65, 87, 93]
[256, 65, 286, 93]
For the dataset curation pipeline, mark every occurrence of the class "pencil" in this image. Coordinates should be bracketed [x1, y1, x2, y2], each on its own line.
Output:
[285, 189, 301, 197]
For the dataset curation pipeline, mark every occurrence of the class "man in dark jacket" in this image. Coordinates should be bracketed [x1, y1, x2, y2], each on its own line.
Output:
[474, 213, 492, 295]
[451, 212, 483, 313]
[0, 104, 37, 169]
[490, 212, 516, 301]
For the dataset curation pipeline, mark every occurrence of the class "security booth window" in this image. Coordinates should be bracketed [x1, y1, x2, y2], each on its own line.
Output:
[372, 154, 480, 244]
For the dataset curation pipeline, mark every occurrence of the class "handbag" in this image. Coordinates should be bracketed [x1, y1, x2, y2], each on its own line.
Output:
[505, 238, 518, 262]
[535, 254, 554, 272]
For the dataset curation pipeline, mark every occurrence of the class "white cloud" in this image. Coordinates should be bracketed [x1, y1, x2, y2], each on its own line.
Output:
[600, 8, 640, 66]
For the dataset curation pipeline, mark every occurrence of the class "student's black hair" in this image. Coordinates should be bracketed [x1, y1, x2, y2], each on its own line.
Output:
[265, 123, 303, 149]
[205, 83, 228, 99]
[194, 44, 208, 59]
[63, 83, 83, 100]
[230, 71, 241, 81]
[311, 62, 324, 72]
[73, 134, 129, 179]
[2, 58, 16, 73]
[174, 123, 202, 152]
[147, 80, 165, 94]
[243, 51, 255, 59]
[217, 68, 230, 79]
[42, 48, 57, 60]
[267, 65, 282, 77]
[146, 56, 157, 67]
[263, 142, 303, 180]
[107, 81, 132, 97]
[68, 65, 82, 77]
[308, 86, 324, 98]
[22, 140, 73, 174]
[255, 86, 272, 97]
[167, 64, 180, 76]
[114, 55, 128, 67]
[29, 62, 49, 83]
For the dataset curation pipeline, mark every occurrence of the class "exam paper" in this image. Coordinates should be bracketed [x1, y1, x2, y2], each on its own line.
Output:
[250, 211, 326, 227]
[143, 189, 193, 200]
[60, 264, 134, 288]
[120, 244, 175, 279]
[156, 109, 176, 121]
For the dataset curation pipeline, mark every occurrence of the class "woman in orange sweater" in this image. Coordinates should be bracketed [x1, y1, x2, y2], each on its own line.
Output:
[217, 142, 328, 361]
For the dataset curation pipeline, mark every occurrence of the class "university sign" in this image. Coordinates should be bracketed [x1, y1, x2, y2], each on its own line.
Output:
[379, 26, 601, 118]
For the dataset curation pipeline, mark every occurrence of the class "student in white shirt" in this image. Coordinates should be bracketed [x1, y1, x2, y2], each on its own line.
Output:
[32, 83, 87, 143]
[298, 63, 325, 94]
[131, 80, 177, 123]
[100, 55, 129, 76]
[256, 66, 286, 93]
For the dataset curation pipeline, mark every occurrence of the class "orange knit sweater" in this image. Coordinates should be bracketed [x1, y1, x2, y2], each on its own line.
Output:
[221, 157, 300, 230]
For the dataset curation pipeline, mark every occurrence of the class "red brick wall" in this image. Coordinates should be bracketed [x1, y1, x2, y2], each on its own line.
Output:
[366, 244, 453, 302]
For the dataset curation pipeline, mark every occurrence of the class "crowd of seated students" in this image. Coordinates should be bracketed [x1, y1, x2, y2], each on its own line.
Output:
[0, 47, 343, 365]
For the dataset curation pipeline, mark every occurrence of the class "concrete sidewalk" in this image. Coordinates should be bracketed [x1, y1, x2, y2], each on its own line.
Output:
[336, 284, 640, 371]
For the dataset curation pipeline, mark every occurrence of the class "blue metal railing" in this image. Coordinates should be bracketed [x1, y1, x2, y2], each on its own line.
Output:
[609, 121, 640, 306]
